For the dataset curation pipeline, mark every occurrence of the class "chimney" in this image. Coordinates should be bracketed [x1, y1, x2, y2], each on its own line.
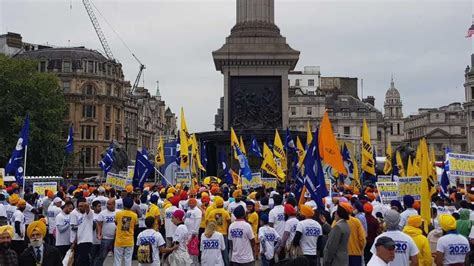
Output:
[363, 96, 375, 107]
[6, 32, 22, 49]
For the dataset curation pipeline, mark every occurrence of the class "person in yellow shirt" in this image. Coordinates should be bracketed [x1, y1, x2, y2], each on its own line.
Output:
[342, 202, 366, 265]
[403, 215, 432, 266]
[146, 195, 161, 230]
[114, 197, 138, 266]
[246, 200, 259, 259]
[199, 195, 210, 233]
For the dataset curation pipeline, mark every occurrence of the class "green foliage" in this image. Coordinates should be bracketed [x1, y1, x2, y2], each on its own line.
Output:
[0, 54, 66, 176]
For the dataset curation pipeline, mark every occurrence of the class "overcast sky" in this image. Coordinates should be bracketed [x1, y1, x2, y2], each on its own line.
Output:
[1, 0, 472, 132]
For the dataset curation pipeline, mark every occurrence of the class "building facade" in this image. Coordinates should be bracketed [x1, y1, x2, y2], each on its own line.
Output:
[464, 61, 474, 154]
[404, 103, 467, 160]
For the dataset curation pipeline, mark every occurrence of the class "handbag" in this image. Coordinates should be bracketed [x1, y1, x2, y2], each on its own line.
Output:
[62, 248, 74, 266]
[187, 235, 199, 256]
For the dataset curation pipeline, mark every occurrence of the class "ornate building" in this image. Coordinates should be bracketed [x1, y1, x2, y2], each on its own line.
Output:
[464, 61, 474, 154]
[384, 77, 404, 147]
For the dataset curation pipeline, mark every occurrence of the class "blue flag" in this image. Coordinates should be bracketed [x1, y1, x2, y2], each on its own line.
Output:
[65, 124, 74, 155]
[235, 145, 252, 181]
[5, 114, 30, 185]
[141, 147, 149, 160]
[175, 132, 181, 165]
[99, 144, 114, 174]
[392, 152, 399, 180]
[201, 142, 208, 169]
[249, 136, 263, 158]
[133, 150, 155, 189]
[303, 129, 329, 210]
[219, 151, 233, 185]
[284, 128, 296, 153]
[440, 147, 452, 198]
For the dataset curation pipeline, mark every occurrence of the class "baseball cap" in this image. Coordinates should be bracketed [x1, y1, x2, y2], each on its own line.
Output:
[375, 236, 396, 250]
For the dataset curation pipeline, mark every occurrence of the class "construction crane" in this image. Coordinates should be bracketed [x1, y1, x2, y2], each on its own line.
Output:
[82, 0, 114, 60]
[81, 0, 146, 94]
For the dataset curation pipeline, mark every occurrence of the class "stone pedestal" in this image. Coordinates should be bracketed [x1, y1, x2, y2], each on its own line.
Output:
[213, 0, 300, 130]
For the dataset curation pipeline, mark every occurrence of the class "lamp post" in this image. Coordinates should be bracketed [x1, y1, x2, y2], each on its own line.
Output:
[125, 126, 130, 155]
[408, 131, 413, 148]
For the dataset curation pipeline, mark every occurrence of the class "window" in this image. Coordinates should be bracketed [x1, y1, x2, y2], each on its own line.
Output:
[115, 108, 121, 122]
[307, 107, 312, 116]
[83, 105, 96, 118]
[397, 123, 400, 135]
[390, 124, 393, 134]
[435, 143, 442, 151]
[63, 60, 71, 73]
[290, 107, 296, 116]
[83, 147, 96, 167]
[63, 105, 69, 119]
[308, 79, 315, 86]
[115, 126, 121, 140]
[114, 87, 121, 97]
[63, 81, 70, 93]
[295, 79, 300, 86]
[471, 111, 474, 120]
[104, 126, 111, 141]
[471, 87, 474, 100]
[377, 131, 382, 141]
[106, 84, 112, 96]
[87, 60, 94, 73]
[39, 61, 46, 72]
[84, 84, 94, 95]
[462, 127, 467, 135]
[105, 106, 111, 121]
[81, 125, 96, 140]
[461, 144, 467, 152]
[344, 126, 350, 135]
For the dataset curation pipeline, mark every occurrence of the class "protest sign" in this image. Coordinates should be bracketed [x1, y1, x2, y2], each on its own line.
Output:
[377, 175, 392, 182]
[106, 173, 131, 190]
[398, 176, 421, 200]
[175, 170, 191, 186]
[376, 182, 399, 204]
[33, 182, 57, 195]
[447, 153, 474, 178]
[127, 166, 135, 180]
[261, 177, 277, 190]
[242, 173, 262, 189]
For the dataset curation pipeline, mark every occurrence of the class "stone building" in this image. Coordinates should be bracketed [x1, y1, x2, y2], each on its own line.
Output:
[404, 103, 467, 160]
[464, 60, 474, 154]
[5, 33, 177, 177]
[384, 77, 404, 148]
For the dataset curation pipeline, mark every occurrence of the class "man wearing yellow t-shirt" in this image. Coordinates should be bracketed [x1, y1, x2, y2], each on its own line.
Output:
[246, 200, 259, 259]
[146, 195, 161, 230]
[114, 197, 138, 266]
[208, 196, 231, 265]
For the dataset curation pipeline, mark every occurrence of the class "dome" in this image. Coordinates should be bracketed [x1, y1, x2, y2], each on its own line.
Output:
[385, 77, 400, 100]
[16, 47, 112, 64]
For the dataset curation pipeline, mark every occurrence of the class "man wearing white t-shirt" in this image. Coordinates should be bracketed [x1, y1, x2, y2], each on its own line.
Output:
[96, 198, 117, 266]
[11, 199, 26, 255]
[55, 201, 73, 258]
[399, 195, 418, 229]
[137, 216, 177, 266]
[70, 197, 94, 266]
[292, 205, 322, 265]
[93, 187, 109, 211]
[47, 197, 63, 246]
[435, 214, 470, 266]
[367, 236, 396, 266]
[228, 206, 256, 266]
[268, 194, 285, 259]
[184, 198, 202, 236]
[227, 190, 246, 221]
[90, 201, 102, 265]
[164, 199, 179, 246]
[277, 204, 298, 254]
[0, 194, 6, 225]
[371, 210, 419, 266]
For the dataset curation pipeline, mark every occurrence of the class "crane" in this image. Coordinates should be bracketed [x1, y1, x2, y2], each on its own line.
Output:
[82, 0, 145, 94]
[82, 0, 114, 60]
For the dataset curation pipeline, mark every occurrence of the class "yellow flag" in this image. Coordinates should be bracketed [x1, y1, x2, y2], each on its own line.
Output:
[191, 134, 206, 172]
[319, 111, 347, 175]
[306, 121, 313, 147]
[396, 151, 406, 177]
[406, 155, 414, 177]
[180, 108, 190, 169]
[361, 119, 376, 175]
[155, 136, 165, 166]
[239, 136, 246, 156]
[383, 139, 393, 175]
[420, 138, 435, 233]
[261, 142, 285, 182]
[273, 129, 287, 171]
[230, 127, 240, 160]
[296, 136, 305, 165]
[352, 152, 361, 194]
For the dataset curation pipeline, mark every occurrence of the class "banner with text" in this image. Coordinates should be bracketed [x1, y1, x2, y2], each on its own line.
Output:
[261, 177, 277, 190]
[447, 153, 474, 178]
[376, 182, 399, 204]
[175, 170, 191, 186]
[33, 182, 58, 195]
[242, 173, 263, 189]
[377, 175, 392, 183]
[106, 173, 131, 190]
[398, 176, 421, 200]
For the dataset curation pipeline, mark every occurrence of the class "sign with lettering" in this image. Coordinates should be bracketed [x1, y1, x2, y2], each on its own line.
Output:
[398, 176, 421, 200]
[175, 170, 191, 186]
[376, 182, 399, 204]
[106, 173, 131, 190]
[33, 182, 58, 196]
[242, 173, 262, 189]
[447, 153, 474, 178]
[261, 177, 277, 190]
[377, 175, 392, 183]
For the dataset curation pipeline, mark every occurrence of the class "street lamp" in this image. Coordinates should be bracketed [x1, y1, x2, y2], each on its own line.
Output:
[408, 131, 413, 148]
[125, 126, 130, 154]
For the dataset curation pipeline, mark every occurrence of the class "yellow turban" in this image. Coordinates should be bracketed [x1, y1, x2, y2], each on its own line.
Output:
[407, 215, 423, 228]
[299, 204, 315, 218]
[439, 214, 457, 232]
[166, 193, 174, 200]
[9, 194, 19, 205]
[27, 220, 47, 238]
[249, 192, 257, 200]
[17, 199, 26, 207]
[214, 196, 224, 207]
[168, 187, 177, 194]
[0, 225, 13, 238]
[232, 189, 242, 198]
[201, 192, 209, 198]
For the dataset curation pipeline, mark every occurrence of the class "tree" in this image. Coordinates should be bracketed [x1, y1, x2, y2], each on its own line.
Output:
[0, 54, 66, 176]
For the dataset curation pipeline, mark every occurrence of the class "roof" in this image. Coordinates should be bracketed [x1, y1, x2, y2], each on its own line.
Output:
[325, 93, 382, 115]
[15, 47, 112, 63]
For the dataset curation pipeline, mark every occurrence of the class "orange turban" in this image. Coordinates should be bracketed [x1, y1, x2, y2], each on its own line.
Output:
[299, 204, 314, 218]
[339, 202, 353, 214]
[126, 185, 133, 193]
[27, 220, 47, 238]
[9, 194, 19, 205]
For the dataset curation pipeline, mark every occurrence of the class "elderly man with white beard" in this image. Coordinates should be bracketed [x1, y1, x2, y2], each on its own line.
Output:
[19, 220, 62, 266]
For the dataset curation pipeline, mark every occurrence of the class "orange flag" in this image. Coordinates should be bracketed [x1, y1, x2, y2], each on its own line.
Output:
[319, 111, 347, 175]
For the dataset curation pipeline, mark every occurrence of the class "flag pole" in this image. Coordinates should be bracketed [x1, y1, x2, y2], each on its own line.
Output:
[22, 145, 28, 195]
[154, 166, 173, 188]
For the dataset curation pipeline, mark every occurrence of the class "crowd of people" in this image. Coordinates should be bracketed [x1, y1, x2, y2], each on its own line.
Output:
[0, 180, 472, 266]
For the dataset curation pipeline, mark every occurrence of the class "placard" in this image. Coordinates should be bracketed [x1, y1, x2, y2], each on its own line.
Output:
[33, 182, 58, 196]
[242, 173, 262, 189]
[398, 176, 421, 200]
[175, 170, 191, 186]
[376, 182, 399, 204]
[127, 166, 135, 179]
[447, 153, 474, 178]
[377, 175, 392, 183]
[261, 177, 277, 190]
[106, 173, 131, 190]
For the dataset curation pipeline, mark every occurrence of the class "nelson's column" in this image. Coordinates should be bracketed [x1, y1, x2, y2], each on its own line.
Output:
[213, 0, 300, 130]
